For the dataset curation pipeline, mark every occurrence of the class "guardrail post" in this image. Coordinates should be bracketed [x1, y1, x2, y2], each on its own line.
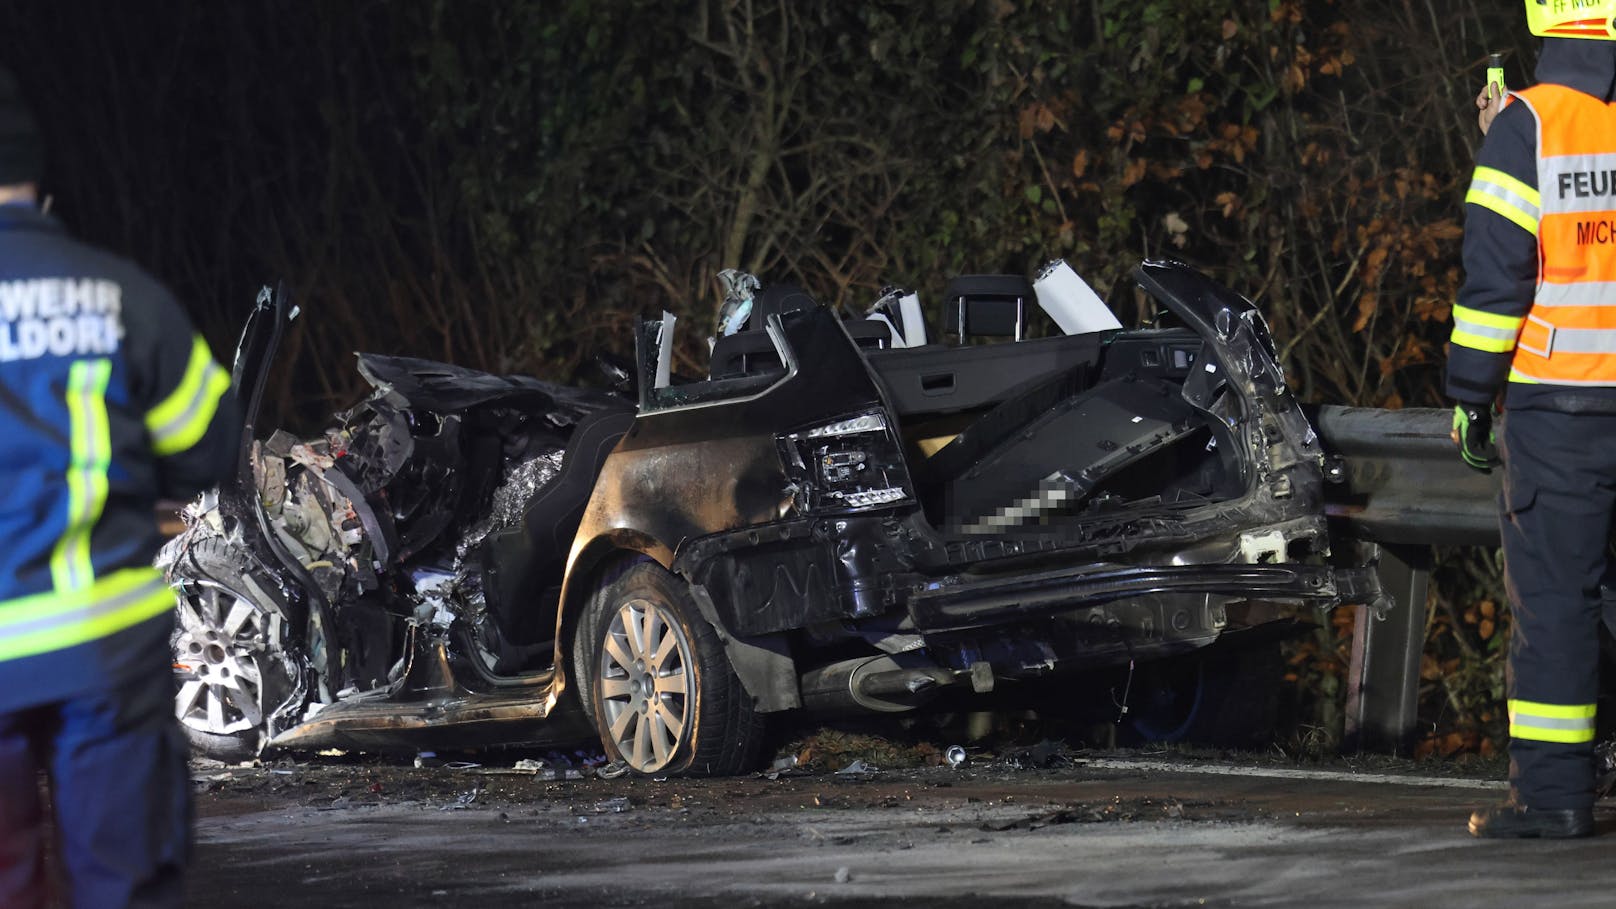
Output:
[1343, 544, 1431, 754]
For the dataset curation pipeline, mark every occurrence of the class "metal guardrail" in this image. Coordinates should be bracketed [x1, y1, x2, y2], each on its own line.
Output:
[1313, 405, 1502, 547]
[1311, 406, 1502, 754]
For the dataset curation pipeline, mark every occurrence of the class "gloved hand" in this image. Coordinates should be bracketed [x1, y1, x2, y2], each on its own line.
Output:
[1452, 404, 1501, 473]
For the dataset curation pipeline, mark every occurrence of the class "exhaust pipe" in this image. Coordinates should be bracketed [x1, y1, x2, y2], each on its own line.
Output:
[800, 654, 985, 715]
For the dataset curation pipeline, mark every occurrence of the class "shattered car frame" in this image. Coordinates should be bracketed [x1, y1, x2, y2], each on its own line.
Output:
[162, 262, 1385, 775]
[163, 287, 634, 759]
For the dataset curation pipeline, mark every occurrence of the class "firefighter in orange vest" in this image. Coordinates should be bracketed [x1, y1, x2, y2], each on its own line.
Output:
[1449, 7, 1616, 838]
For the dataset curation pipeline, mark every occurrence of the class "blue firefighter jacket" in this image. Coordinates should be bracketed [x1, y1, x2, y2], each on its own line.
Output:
[0, 203, 236, 713]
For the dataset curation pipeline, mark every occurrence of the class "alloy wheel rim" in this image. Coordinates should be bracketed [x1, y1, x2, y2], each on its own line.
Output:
[598, 597, 694, 773]
[172, 579, 272, 736]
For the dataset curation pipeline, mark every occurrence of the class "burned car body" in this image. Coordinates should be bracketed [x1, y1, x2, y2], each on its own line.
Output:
[162, 289, 634, 759]
[163, 263, 1384, 774]
[559, 260, 1384, 772]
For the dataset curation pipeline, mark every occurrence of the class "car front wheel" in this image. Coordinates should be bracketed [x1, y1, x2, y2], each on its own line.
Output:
[581, 563, 764, 776]
[168, 538, 301, 762]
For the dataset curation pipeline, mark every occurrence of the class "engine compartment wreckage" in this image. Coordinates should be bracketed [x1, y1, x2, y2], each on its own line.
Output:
[163, 261, 1392, 775]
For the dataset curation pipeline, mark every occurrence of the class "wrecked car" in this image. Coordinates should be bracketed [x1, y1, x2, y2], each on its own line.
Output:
[162, 262, 1385, 775]
[162, 291, 634, 760]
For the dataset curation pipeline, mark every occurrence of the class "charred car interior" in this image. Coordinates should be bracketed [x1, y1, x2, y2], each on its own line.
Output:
[162, 262, 1388, 775]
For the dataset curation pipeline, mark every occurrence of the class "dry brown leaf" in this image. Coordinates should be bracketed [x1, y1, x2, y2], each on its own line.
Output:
[1283, 63, 1306, 94]
[1420, 653, 1442, 681]
[1071, 148, 1089, 178]
[1351, 293, 1378, 332]
[1121, 158, 1147, 188]
[1426, 219, 1464, 241]
[1018, 106, 1037, 140]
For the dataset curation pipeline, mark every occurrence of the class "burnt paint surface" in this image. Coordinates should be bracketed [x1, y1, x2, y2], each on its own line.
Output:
[566, 307, 886, 571]
[556, 307, 892, 648]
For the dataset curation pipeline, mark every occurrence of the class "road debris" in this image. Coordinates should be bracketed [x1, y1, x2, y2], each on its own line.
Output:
[764, 755, 801, 781]
[1006, 740, 1074, 769]
[983, 797, 1198, 831]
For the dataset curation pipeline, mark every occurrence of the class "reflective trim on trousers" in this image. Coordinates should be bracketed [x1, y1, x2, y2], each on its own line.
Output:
[1509, 699, 1597, 745]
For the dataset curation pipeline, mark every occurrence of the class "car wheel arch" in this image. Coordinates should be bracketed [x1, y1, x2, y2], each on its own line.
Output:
[558, 542, 659, 716]
[573, 561, 768, 775]
[560, 540, 802, 721]
[556, 529, 670, 643]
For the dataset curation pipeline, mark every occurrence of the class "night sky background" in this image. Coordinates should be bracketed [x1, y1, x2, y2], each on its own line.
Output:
[2, 2, 460, 413]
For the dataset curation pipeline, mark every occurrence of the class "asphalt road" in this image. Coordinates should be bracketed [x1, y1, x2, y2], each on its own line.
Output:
[186, 752, 1616, 909]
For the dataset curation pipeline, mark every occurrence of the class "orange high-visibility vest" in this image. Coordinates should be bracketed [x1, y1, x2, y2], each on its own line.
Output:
[1510, 83, 1616, 385]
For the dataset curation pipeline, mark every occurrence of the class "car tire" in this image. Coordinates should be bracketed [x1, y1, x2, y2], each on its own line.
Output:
[579, 562, 764, 776]
[168, 537, 302, 762]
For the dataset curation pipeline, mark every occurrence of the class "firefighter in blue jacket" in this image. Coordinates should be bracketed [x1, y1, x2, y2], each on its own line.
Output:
[1450, 8, 1616, 838]
[0, 70, 237, 904]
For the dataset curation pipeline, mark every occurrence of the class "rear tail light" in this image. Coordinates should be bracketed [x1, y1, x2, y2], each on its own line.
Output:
[778, 411, 912, 513]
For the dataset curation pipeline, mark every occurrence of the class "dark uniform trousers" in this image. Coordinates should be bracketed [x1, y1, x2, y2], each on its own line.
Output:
[1499, 408, 1616, 811]
[0, 640, 190, 909]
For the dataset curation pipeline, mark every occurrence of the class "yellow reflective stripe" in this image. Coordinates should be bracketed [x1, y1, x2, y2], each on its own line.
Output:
[1472, 165, 1542, 210]
[1451, 328, 1518, 353]
[0, 567, 171, 663]
[1511, 724, 1595, 744]
[1451, 305, 1524, 352]
[1508, 367, 1541, 384]
[145, 335, 229, 456]
[1452, 305, 1526, 332]
[1511, 723, 1596, 744]
[1508, 699, 1597, 745]
[49, 360, 112, 593]
[1466, 186, 1540, 236]
[1510, 699, 1596, 720]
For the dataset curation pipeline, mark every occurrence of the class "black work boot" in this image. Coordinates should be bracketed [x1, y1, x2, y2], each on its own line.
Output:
[1468, 802, 1594, 839]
